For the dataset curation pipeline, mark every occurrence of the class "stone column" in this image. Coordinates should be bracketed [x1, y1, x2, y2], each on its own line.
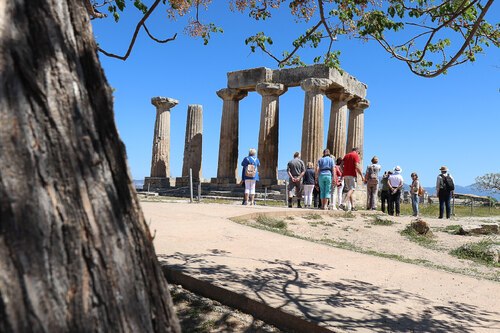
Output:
[346, 97, 370, 166]
[179, 104, 203, 185]
[213, 88, 247, 184]
[256, 82, 287, 186]
[144, 96, 178, 191]
[300, 78, 332, 165]
[325, 89, 353, 159]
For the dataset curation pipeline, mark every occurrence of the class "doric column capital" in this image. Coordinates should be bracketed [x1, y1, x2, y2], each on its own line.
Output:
[255, 82, 288, 97]
[216, 88, 248, 101]
[348, 97, 370, 111]
[300, 78, 333, 93]
[325, 88, 354, 103]
[151, 96, 179, 110]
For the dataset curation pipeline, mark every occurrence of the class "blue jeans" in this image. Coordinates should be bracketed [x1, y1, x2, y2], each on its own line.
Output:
[319, 174, 332, 199]
[411, 193, 419, 216]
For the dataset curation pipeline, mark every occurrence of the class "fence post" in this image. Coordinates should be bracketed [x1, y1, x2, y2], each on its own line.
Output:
[197, 183, 201, 202]
[470, 198, 473, 215]
[189, 168, 193, 203]
[264, 187, 268, 206]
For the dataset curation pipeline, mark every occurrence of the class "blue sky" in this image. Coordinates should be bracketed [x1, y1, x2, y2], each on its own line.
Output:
[92, 1, 499, 188]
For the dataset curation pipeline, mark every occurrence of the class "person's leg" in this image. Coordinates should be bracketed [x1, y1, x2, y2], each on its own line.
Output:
[305, 185, 315, 207]
[388, 192, 394, 215]
[331, 183, 337, 210]
[395, 190, 401, 216]
[296, 182, 303, 208]
[411, 194, 417, 216]
[445, 192, 451, 218]
[244, 180, 251, 205]
[438, 193, 445, 218]
[338, 180, 344, 206]
[250, 180, 255, 205]
[371, 184, 378, 210]
[381, 191, 387, 213]
[320, 174, 332, 210]
[415, 194, 419, 216]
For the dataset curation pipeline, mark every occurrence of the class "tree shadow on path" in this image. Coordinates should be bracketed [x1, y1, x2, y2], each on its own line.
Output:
[158, 250, 500, 332]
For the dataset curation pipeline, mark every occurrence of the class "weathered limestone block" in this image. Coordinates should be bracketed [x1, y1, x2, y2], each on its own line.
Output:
[182, 104, 203, 181]
[215, 88, 248, 183]
[300, 78, 332, 165]
[256, 83, 287, 185]
[273, 64, 367, 98]
[227, 67, 273, 90]
[486, 245, 500, 263]
[346, 97, 369, 167]
[326, 88, 354, 159]
[150, 96, 178, 178]
[459, 223, 499, 235]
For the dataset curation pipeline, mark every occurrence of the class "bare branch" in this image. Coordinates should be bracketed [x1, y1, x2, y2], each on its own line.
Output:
[97, 0, 174, 60]
[143, 24, 178, 43]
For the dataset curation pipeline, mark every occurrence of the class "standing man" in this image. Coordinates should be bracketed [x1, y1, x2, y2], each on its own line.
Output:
[388, 166, 404, 216]
[340, 147, 363, 211]
[287, 152, 306, 208]
[364, 156, 381, 210]
[436, 166, 455, 219]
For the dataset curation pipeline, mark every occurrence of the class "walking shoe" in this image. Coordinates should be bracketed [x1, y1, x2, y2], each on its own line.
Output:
[351, 207, 357, 212]
[339, 204, 346, 211]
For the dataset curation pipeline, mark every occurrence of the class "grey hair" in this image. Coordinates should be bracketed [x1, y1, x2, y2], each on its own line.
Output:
[249, 148, 257, 156]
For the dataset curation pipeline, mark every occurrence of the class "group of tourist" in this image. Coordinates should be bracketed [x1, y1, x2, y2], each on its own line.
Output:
[240, 148, 455, 219]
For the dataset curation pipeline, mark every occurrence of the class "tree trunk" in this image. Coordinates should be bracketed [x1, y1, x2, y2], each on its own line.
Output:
[0, 1, 180, 332]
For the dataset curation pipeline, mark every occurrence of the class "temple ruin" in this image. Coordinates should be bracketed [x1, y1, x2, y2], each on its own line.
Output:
[213, 64, 369, 186]
[143, 64, 368, 192]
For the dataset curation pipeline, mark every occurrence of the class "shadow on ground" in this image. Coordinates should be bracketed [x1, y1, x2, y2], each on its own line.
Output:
[159, 250, 500, 332]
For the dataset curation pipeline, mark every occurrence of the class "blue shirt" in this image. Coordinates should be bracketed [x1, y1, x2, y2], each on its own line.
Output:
[317, 156, 334, 175]
[241, 156, 260, 181]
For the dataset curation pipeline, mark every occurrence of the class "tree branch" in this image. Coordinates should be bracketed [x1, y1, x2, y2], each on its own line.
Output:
[85, 0, 107, 18]
[97, 0, 176, 60]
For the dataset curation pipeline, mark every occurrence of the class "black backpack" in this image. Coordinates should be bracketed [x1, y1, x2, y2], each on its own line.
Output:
[440, 174, 455, 192]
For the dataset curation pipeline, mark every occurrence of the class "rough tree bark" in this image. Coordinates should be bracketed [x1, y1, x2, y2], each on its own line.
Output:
[0, 1, 180, 332]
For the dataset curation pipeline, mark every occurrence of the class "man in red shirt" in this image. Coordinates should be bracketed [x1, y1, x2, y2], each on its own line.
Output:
[340, 147, 363, 211]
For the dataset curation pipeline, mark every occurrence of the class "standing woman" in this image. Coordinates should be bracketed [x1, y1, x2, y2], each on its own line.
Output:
[241, 148, 260, 205]
[302, 162, 316, 208]
[410, 172, 420, 217]
[331, 157, 343, 210]
[315, 149, 334, 210]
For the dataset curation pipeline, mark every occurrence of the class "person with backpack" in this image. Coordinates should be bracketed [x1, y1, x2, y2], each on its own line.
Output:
[241, 148, 260, 206]
[436, 166, 455, 219]
[364, 156, 381, 210]
[410, 172, 421, 217]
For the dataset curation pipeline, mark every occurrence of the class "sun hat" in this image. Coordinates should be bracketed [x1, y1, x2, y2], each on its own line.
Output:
[439, 166, 448, 171]
[394, 166, 401, 172]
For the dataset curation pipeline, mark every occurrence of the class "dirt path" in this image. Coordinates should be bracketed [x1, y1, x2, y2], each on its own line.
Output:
[143, 201, 500, 332]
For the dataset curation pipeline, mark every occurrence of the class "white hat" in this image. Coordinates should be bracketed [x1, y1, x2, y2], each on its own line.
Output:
[394, 166, 401, 172]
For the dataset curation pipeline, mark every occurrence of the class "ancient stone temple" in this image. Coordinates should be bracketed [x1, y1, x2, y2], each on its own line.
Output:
[144, 96, 178, 191]
[213, 64, 368, 186]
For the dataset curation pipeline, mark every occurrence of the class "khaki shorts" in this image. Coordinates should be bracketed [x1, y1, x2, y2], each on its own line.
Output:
[344, 176, 357, 191]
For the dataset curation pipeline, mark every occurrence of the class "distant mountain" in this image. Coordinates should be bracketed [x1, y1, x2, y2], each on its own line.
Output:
[133, 179, 144, 189]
